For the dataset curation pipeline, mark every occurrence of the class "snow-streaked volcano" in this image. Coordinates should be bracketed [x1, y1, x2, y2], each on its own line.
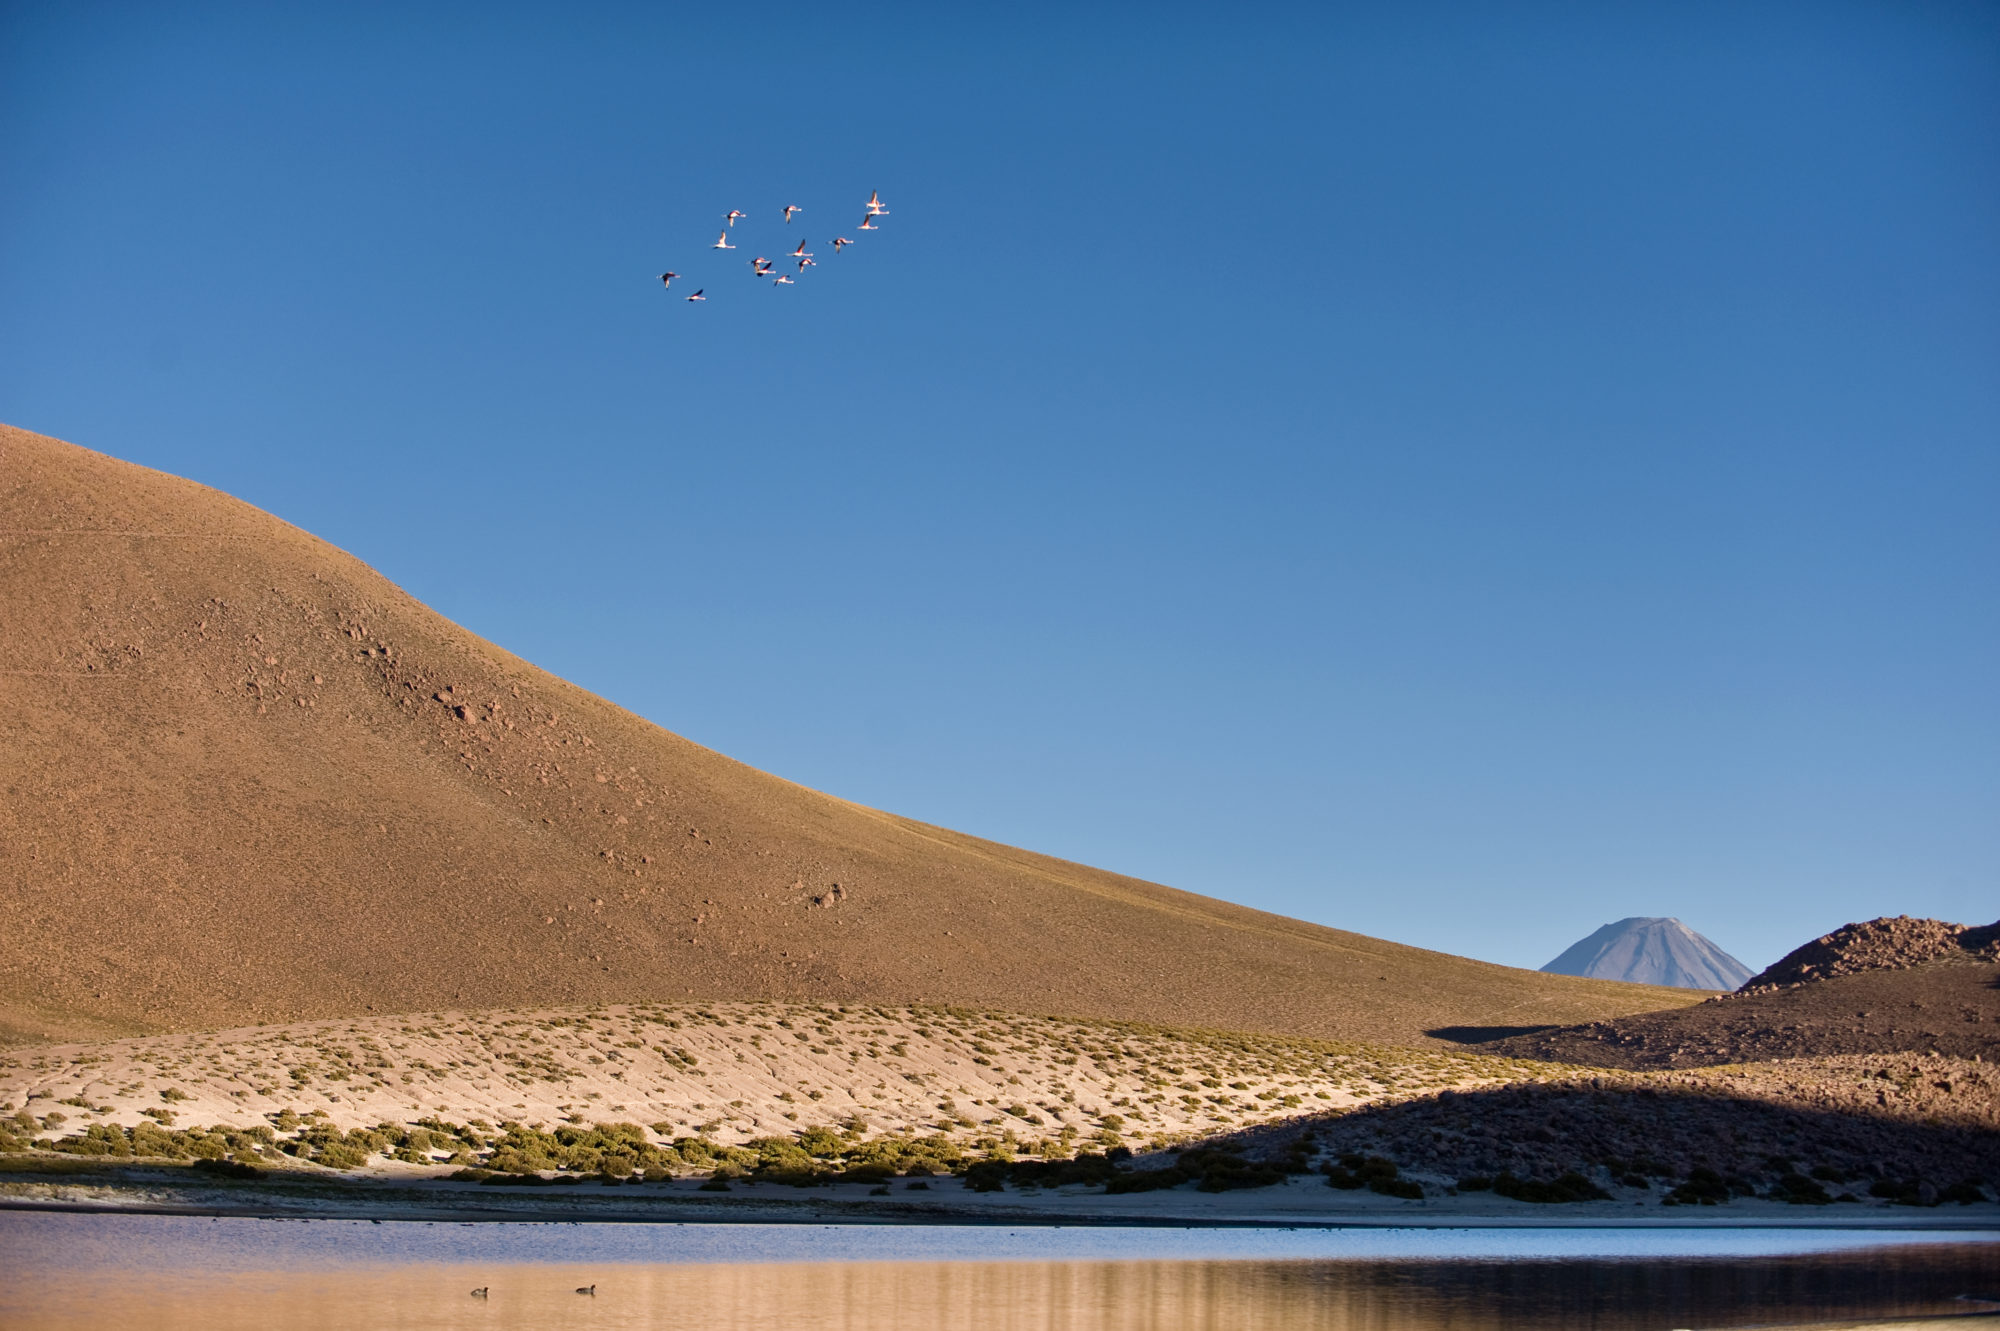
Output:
[1541, 917, 1752, 990]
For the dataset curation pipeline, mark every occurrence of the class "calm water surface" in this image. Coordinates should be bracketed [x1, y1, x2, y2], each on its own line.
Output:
[1, 1214, 1994, 1330]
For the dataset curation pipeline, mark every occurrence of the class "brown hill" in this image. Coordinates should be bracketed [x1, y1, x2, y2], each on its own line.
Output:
[1474, 956, 2000, 1070]
[1739, 914, 2000, 992]
[0, 424, 1695, 1045]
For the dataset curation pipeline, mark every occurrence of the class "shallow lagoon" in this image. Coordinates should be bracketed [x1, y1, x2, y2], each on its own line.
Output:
[1, 1214, 1994, 1329]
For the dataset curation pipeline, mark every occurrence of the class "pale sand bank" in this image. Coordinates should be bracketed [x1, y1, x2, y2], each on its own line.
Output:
[6, 1167, 1998, 1229]
[1, 1002, 1546, 1149]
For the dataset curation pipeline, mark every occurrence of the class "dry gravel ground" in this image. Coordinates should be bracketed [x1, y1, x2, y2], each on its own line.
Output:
[0, 1002, 1544, 1150]
[1251, 1053, 2000, 1192]
[0, 423, 1694, 1046]
[5, 1002, 1994, 1226]
[1481, 958, 2000, 1070]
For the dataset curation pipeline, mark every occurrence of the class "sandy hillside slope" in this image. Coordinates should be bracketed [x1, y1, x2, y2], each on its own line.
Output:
[0, 424, 1694, 1044]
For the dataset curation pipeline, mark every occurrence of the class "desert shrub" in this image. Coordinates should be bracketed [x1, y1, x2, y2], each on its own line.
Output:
[1369, 1176, 1424, 1200]
[1455, 1175, 1493, 1192]
[1768, 1172, 1832, 1205]
[1104, 1167, 1188, 1194]
[1940, 1179, 1988, 1206]
[697, 1178, 731, 1192]
[190, 1157, 264, 1180]
[671, 1136, 723, 1166]
[1103, 1149, 1284, 1195]
[1003, 1152, 1120, 1190]
[835, 1164, 897, 1185]
[1325, 1155, 1398, 1191]
[1664, 1168, 1732, 1206]
[314, 1142, 370, 1170]
[798, 1126, 845, 1158]
[1494, 1172, 1610, 1204]
[1866, 1176, 1949, 1206]
[449, 1167, 495, 1182]
[49, 1124, 128, 1157]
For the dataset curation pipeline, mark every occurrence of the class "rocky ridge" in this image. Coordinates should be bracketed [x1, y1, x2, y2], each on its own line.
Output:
[1740, 915, 2000, 992]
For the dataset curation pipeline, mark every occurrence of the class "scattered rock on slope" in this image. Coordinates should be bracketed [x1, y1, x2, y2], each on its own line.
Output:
[1739, 915, 2000, 993]
[0, 423, 1698, 1046]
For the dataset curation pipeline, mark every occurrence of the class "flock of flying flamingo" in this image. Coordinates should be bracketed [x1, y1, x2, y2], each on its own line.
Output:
[661, 191, 889, 303]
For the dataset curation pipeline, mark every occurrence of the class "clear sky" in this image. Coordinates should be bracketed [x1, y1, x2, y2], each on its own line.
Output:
[4, 1, 1995, 973]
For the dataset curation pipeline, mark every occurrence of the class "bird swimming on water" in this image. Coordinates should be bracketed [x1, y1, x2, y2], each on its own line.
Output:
[470, 1287, 488, 1298]
[576, 1284, 597, 1296]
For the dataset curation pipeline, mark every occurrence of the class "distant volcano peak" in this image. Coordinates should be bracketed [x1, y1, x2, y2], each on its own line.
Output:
[1541, 917, 1751, 990]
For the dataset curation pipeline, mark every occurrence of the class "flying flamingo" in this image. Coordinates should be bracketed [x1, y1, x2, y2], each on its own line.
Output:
[685, 289, 706, 301]
[772, 275, 794, 285]
[658, 271, 678, 289]
[789, 240, 814, 260]
[725, 210, 747, 227]
[857, 215, 878, 231]
[865, 190, 889, 215]
[783, 205, 803, 223]
[712, 230, 735, 250]
[831, 237, 851, 253]
[797, 256, 816, 271]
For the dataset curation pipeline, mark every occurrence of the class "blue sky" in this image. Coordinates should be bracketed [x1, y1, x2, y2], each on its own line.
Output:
[4, 1, 1995, 971]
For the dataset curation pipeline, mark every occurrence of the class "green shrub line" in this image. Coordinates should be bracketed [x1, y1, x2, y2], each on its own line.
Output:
[0, 1108, 1322, 1195]
[4, 1106, 1990, 1209]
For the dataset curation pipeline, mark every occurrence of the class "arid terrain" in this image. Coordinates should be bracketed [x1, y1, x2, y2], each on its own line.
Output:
[3, 425, 1995, 1229]
[1482, 915, 2000, 1071]
[3, 997, 1994, 1223]
[0, 1002, 1548, 1150]
[1482, 957, 2000, 1070]
[0, 423, 1693, 1046]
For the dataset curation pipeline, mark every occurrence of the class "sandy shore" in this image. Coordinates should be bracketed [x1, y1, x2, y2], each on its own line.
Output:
[6, 1164, 1999, 1230]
